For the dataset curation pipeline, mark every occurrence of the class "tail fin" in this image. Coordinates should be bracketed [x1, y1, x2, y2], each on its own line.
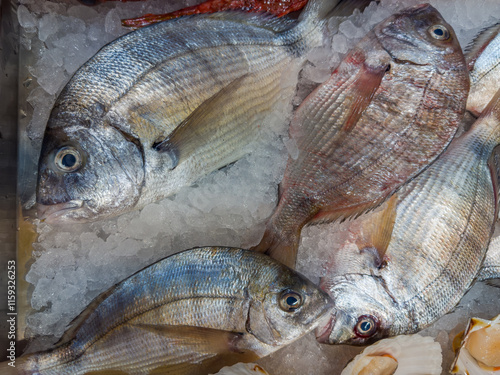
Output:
[287, 0, 373, 50]
[251, 225, 300, 268]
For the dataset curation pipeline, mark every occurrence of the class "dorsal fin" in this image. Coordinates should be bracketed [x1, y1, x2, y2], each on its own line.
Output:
[465, 22, 500, 71]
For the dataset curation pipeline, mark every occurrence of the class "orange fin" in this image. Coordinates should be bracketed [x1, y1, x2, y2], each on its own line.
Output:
[341, 63, 388, 132]
[354, 193, 398, 261]
[251, 226, 300, 268]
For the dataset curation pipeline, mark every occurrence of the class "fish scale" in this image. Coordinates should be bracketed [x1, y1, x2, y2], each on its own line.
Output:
[319, 90, 500, 346]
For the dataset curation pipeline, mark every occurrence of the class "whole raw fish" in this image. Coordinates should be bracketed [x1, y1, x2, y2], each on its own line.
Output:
[36, 0, 351, 224]
[9, 247, 333, 374]
[253, 4, 469, 267]
[466, 22, 500, 116]
[316, 89, 500, 346]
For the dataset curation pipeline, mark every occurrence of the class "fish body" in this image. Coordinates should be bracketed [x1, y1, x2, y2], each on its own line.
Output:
[16, 247, 333, 374]
[36, 0, 339, 224]
[317, 89, 500, 346]
[466, 22, 500, 116]
[253, 4, 469, 267]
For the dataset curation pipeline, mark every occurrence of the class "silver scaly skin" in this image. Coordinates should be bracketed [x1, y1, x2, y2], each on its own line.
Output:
[477, 236, 500, 284]
[36, 0, 342, 224]
[14, 247, 333, 374]
[318, 89, 500, 346]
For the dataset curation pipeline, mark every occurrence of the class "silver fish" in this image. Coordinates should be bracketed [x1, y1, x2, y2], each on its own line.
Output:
[466, 22, 500, 116]
[35, 0, 352, 224]
[317, 89, 500, 346]
[11, 247, 333, 374]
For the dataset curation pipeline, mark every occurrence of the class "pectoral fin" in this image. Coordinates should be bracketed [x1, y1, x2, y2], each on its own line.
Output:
[154, 74, 249, 169]
[341, 62, 388, 132]
[131, 324, 258, 375]
[132, 323, 245, 354]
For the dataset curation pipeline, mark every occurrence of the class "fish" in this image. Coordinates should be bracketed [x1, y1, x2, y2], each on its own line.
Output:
[252, 3, 470, 267]
[8, 247, 333, 375]
[466, 22, 500, 116]
[36, 0, 362, 224]
[316, 88, 500, 346]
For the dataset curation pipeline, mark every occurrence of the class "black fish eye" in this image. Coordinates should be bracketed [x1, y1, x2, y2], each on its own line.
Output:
[54, 147, 82, 173]
[354, 315, 378, 338]
[279, 291, 303, 312]
[428, 25, 450, 41]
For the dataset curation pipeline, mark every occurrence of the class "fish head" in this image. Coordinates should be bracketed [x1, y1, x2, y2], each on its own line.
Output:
[36, 120, 145, 223]
[316, 274, 399, 346]
[246, 265, 334, 348]
[374, 3, 464, 67]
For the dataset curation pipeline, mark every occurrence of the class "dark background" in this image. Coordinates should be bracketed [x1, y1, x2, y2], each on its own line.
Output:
[0, 0, 19, 363]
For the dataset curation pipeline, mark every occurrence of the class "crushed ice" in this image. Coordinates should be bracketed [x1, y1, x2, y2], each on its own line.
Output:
[17, 0, 500, 373]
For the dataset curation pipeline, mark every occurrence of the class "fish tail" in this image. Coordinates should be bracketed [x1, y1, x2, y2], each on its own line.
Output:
[288, 0, 373, 49]
[252, 222, 300, 268]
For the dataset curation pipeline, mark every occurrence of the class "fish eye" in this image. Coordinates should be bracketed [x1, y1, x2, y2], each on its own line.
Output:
[428, 25, 450, 40]
[279, 291, 303, 312]
[54, 147, 82, 173]
[354, 315, 378, 338]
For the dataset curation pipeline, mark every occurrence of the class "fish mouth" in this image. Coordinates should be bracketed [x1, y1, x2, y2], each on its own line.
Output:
[37, 200, 84, 224]
[315, 313, 335, 344]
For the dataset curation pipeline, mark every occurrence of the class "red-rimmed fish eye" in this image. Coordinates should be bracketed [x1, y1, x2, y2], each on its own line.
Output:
[279, 290, 303, 312]
[428, 25, 450, 41]
[54, 147, 83, 173]
[354, 315, 378, 338]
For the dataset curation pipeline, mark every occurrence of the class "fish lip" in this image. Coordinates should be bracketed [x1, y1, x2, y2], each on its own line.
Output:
[37, 200, 84, 224]
[315, 314, 335, 344]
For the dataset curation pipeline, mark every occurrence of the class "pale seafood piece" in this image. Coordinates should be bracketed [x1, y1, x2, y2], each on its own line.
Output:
[452, 314, 500, 374]
[212, 362, 270, 375]
[341, 334, 442, 375]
